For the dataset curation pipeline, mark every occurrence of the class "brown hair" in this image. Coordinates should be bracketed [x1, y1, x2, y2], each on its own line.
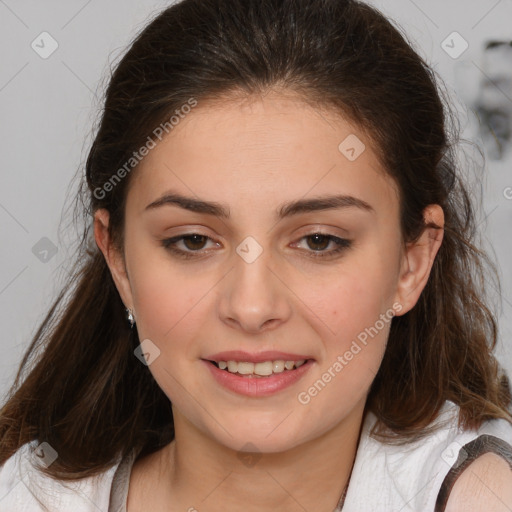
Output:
[1, 0, 510, 480]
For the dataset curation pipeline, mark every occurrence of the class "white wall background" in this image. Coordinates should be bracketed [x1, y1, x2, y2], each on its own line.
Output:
[0, 0, 511, 400]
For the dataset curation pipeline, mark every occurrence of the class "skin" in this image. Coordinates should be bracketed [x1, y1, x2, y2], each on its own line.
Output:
[94, 89, 444, 511]
[445, 454, 512, 512]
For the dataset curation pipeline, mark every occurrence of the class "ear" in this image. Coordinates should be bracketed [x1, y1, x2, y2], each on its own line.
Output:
[394, 204, 444, 315]
[93, 208, 134, 311]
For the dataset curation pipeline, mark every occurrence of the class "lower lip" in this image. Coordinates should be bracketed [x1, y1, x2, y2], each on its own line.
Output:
[203, 359, 314, 397]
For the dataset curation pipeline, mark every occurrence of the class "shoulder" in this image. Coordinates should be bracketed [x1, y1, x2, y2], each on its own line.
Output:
[444, 452, 512, 512]
[0, 440, 123, 512]
[341, 401, 512, 512]
[437, 432, 512, 512]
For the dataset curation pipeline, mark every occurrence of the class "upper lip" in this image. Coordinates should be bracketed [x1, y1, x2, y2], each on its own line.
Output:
[204, 350, 314, 363]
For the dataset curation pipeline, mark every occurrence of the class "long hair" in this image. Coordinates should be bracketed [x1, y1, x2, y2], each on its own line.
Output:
[1, 0, 510, 480]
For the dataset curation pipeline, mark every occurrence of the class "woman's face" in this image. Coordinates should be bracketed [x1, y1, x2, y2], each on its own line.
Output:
[96, 90, 439, 454]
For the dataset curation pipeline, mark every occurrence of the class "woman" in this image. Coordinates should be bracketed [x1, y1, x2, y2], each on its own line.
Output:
[1, 0, 511, 510]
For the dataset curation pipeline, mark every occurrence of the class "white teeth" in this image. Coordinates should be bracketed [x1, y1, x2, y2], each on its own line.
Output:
[215, 359, 308, 376]
[237, 362, 254, 375]
[254, 361, 273, 376]
[273, 360, 285, 373]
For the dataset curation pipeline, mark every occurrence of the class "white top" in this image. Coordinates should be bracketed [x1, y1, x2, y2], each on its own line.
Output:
[1, 400, 511, 512]
[340, 400, 512, 511]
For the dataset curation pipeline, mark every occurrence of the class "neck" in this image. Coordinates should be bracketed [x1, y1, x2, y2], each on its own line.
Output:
[158, 403, 367, 512]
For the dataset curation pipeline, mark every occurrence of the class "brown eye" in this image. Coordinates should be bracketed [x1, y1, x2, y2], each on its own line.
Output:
[293, 232, 352, 259]
[181, 234, 208, 250]
[161, 233, 218, 260]
[305, 233, 331, 251]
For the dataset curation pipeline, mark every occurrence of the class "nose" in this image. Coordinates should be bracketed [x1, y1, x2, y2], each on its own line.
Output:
[217, 243, 292, 334]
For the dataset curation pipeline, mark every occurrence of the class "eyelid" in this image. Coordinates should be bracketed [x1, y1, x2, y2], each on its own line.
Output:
[290, 232, 352, 259]
[160, 232, 219, 257]
[160, 229, 352, 261]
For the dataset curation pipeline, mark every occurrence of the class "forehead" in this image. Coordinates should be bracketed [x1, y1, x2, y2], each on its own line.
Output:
[126, 90, 400, 220]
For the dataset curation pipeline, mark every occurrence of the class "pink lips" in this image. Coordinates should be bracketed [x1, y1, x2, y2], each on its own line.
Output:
[202, 352, 315, 397]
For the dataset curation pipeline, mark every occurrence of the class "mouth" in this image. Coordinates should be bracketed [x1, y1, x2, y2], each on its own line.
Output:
[202, 353, 315, 397]
[207, 358, 310, 377]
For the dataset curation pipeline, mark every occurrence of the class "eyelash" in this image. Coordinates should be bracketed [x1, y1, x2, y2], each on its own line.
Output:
[160, 232, 352, 260]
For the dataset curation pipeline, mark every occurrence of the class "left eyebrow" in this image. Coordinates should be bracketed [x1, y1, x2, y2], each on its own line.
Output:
[144, 191, 375, 219]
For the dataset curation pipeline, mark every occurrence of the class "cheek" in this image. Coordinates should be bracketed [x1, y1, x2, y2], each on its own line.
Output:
[305, 261, 395, 341]
[298, 287, 392, 427]
[127, 243, 209, 345]
[297, 247, 398, 386]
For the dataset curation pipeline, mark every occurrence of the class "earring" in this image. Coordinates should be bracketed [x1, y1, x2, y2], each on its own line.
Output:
[126, 307, 135, 328]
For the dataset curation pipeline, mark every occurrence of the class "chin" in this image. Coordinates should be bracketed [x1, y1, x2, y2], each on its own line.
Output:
[207, 418, 308, 454]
